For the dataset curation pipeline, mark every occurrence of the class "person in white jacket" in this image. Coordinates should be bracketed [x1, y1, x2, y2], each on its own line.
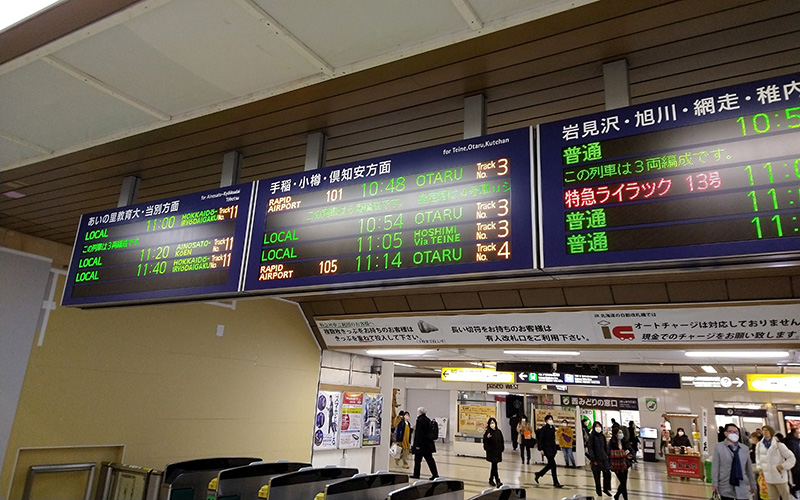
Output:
[756, 425, 796, 500]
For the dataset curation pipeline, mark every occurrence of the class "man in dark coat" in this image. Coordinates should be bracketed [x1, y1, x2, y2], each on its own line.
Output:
[483, 417, 505, 487]
[785, 426, 800, 498]
[534, 414, 564, 488]
[411, 407, 439, 480]
[509, 413, 520, 450]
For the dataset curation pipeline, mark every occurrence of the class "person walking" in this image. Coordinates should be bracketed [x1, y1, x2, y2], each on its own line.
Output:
[587, 421, 612, 497]
[557, 419, 576, 467]
[509, 413, 520, 451]
[784, 426, 800, 498]
[712, 423, 757, 500]
[755, 425, 796, 500]
[483, 417, 505, 487]
[627, 421, 639, 464]
[534, 414, 564, 488]
[608, 428, 632, 500]
[393, 411, 411, 468]
[411, 407, 439, 480]
[517, 415, 534, 464]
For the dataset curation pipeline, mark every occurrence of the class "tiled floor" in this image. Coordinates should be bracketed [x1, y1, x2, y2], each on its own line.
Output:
[389, 443, 712, 499]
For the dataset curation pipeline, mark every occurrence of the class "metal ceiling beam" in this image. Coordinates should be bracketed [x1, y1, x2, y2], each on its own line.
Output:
[235, 0, 335, 76]
[41, 56, 171, 121]
[451, 0, 483, 31]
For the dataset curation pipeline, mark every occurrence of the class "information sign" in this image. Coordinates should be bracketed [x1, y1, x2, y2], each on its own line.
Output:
[515, 372, 606, 386]
[243, 128, 534, 291]
[681, 375, 744, 389]
[538, 73, 800, 269]
[560, 395, 638, 410]
[62, 184, 254, 306]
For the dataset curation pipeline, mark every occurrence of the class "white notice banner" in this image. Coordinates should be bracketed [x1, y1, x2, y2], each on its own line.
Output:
[316, 303, 798, 347]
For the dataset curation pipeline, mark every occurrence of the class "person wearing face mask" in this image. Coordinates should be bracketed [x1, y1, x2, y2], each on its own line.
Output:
[557, 419, 576, 468]
[712, 423, 757, 500]
[672, 427, 692, 448]
[755, 425, 796, 500]
[393, 411, 411, 468]
[517, 415, 534, 464]
[587, 422, 612, 497]
[608, 429, 632, 500]
[483, 417, 505, 487]
[534, 414, 564, 488]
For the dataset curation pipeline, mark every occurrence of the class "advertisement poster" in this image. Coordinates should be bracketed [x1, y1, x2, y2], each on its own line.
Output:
[313, 391, 341, 450]
[362, 393, 383, 447]
[534, 408, 575, 433]
[458, 404, 496, 435]
[339, 392, 364, 449]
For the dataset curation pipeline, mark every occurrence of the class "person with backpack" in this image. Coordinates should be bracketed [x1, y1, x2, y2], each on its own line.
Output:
[411, 407, 439, 480]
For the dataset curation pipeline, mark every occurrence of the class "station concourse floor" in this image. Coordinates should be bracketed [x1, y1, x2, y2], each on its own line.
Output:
[388, 442, 711, 500]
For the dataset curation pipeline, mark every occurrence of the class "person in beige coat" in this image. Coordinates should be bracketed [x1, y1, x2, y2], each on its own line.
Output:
[755, 425, 796, 500]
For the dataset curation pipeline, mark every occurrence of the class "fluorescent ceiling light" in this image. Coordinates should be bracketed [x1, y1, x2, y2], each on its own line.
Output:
[487, 391, 509, 395]
[503, 350, 581, 356]
[395, 363, 416, 368]
[685, 351, 790, 359]
[366, 349, 430, 356]
[700, 365, 718, 373]
[0, 0, 61, 31]
[469, 362, 496, 367]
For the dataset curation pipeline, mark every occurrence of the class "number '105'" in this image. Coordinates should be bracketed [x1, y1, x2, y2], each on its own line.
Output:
[736, 107, 800, 136]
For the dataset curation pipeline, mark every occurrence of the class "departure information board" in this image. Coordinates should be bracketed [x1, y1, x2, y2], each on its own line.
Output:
[243, 128, 534, 291]
[538, 73, 800, 269]
[62, 184, 254, 306]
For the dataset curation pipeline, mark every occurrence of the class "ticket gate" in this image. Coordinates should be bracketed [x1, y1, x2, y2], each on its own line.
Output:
[321, 472, 408, 500]
[160, 457, 261, 500]
[386, 478, 464, 500]
[96, 462, 163, 500]
[466, 486, 527, 500]
[210, 461, 310, 500]
[258, 466, 358, 500]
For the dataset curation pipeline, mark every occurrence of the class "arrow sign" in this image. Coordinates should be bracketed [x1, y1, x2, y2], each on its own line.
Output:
[519, 372, 528, 381]
[734, 377, 744, 388]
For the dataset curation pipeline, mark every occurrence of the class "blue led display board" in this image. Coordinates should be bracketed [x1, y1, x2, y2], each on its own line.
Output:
[538, 73, 800, 270]
[243, 127, 535, 291]
[62, 183, 254, 306]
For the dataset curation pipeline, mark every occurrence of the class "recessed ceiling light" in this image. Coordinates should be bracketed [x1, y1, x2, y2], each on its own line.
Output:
[700, 365, 718, 373]
[685, 351, 790, 359]
[2, 191, 26, 199]
[366, 349, 430, 356]
[503, 350, 580, 356]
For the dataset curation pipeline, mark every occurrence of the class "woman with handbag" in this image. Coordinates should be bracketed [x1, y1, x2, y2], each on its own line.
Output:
[608, 428, 632, 500]
[755, 425, 796, 500]
[483, 417, 505, 487]
[393, 411, 411, 468]
[517, 415, 534, 464]
[587, 422, 612, 497]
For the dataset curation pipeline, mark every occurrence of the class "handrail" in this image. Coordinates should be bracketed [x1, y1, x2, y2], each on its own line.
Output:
[22, 462, 97, 500]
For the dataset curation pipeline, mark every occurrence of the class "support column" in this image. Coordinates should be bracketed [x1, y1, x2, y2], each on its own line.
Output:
[221, 151, 243, 187]
[373, 360, 395, 472]
[117, 175, 140, 208]
[603, 59, 630, 110]
[304, 132, 327, 171]
[464, 94, 486, 139]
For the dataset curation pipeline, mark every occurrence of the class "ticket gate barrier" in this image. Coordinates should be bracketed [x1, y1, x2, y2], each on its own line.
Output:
[95, 462, 163, 500]
[160, 457, 261, 500]
[466, 486, 527, 500]
[321, 472, 408, 500]
[257, 466, 358, 500]
[209, 461, 310, 500]
[387, 478, 464, 500]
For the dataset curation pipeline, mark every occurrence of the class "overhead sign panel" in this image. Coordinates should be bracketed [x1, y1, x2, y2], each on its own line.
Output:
[746, 374, 800, 393]
[681, 375, 745, 389]
[62, 184, 254, 306]
[441, 367, 514, 383]
[515, 372, 606, 386]
[538, 73, 800, 270]
[243, 128, 535, 292]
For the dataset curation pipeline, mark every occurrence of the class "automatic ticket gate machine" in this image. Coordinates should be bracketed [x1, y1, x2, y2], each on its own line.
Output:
[467, 486, 527, 500]
[209, 461, 310, 500]
[387, 478, 464, 500]
[160, 457, 260, 500]
[321, 472, 409, 500]
[256, 466, 358, 500]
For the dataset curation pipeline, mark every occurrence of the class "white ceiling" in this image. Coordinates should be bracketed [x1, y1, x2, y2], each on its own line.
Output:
[0, 0, 597, 171]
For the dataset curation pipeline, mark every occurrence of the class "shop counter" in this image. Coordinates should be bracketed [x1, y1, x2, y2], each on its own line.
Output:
[665, 452, 704, 480]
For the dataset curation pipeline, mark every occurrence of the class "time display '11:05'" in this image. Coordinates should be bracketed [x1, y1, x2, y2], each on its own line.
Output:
[243, 128, 534, 291]
[538, 72, 800, 269]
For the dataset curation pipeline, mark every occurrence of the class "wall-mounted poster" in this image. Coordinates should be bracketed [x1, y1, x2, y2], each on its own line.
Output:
[339, 392, 364, 449]
[458, 404, 496, 435]
[362, 393, 383, 446]
[313, 391, 341, 450]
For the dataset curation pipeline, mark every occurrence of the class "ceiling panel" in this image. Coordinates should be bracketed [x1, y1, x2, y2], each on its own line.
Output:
[53, 24, 234, 116]
[0, 136, 42, 166]
[123, 0, 322, 96]
[0, 60, 156, 150]
[254, 0, 468, 69]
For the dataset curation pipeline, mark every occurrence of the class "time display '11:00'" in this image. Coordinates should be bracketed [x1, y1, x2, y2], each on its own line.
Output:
[243, 128, 535, 291]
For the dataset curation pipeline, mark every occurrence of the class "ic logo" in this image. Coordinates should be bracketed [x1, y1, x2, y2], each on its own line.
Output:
[598, 321, 635, 340]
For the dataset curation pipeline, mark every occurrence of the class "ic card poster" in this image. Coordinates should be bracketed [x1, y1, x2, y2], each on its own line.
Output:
[313, 391, 340, 450]
[457, 404, 496, 435]
[362, 393, 383, 447]
[339, 392, 364, 449]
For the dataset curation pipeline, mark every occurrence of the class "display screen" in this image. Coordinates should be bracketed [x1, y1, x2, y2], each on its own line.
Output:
[538, 73, 800, 269]
[243, 128, 534, 291]
[61, 184, 254, 306]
